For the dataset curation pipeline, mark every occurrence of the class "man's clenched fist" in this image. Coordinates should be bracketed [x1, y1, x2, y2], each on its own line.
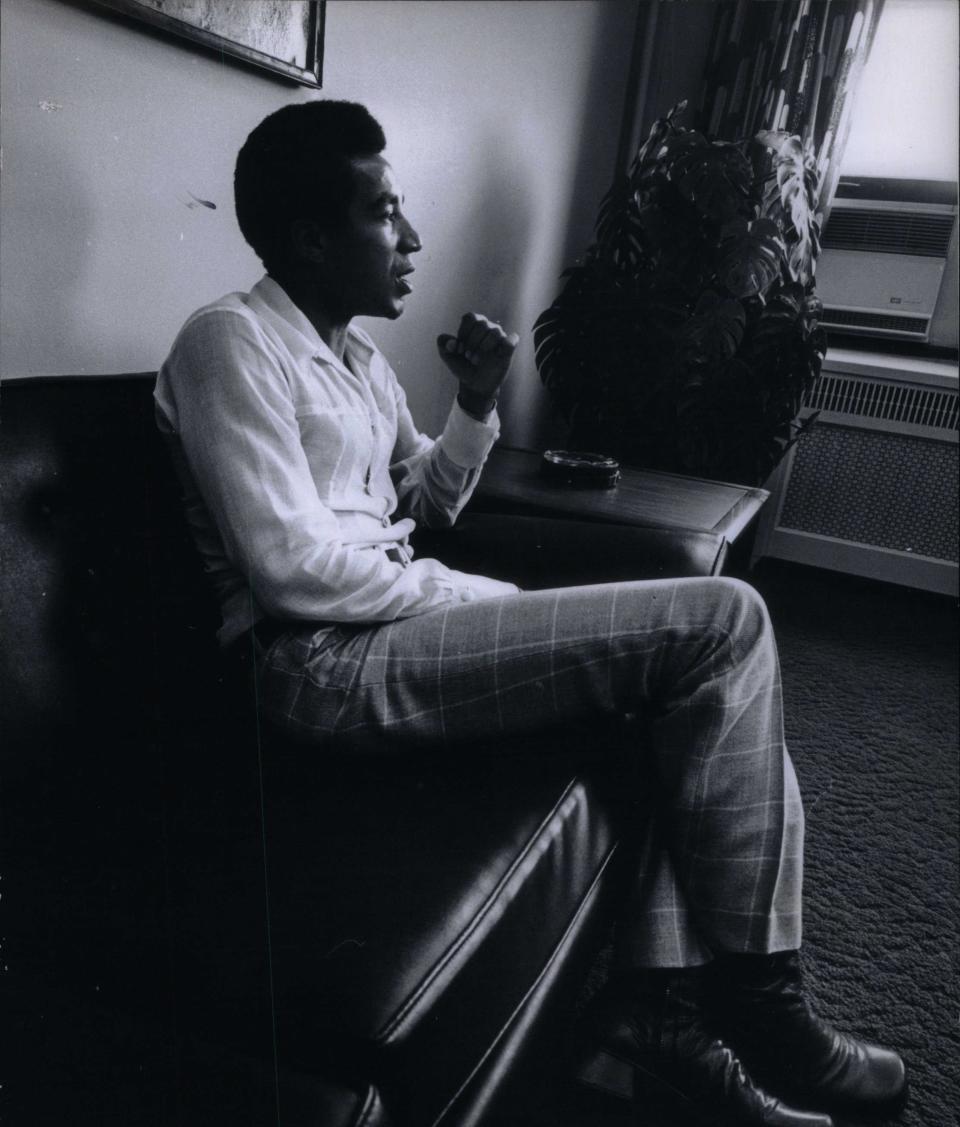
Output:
[437, 312, 519, 418]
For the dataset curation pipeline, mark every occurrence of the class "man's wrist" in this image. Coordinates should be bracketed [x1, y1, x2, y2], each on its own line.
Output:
[457, 388, 497, 420]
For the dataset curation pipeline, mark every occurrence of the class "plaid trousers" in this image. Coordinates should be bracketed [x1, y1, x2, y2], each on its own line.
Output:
[257, 576, 803, 968]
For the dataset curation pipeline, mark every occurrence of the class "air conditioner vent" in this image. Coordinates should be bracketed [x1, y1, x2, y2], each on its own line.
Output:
[822, 209, 954, 256]
[805, 372, 959, 433]
[822, 308, 929, 335]
[754, 351, 959, 595]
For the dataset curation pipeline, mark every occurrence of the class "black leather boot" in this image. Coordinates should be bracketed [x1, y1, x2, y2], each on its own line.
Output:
[575, 968, 834, 1126]
[708, 951, 907, 1115]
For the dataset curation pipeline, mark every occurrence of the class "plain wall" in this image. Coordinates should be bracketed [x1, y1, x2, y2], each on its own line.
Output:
[0, 0, 640, 446]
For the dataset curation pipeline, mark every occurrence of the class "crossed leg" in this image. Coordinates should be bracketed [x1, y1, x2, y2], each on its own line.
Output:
[256, 573, 905, 1123]
[257, 574, 803, 966]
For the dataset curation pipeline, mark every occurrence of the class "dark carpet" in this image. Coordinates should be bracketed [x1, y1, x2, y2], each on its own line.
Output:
[561, 559, 959, 1127]
[753, 561, 958, 1127]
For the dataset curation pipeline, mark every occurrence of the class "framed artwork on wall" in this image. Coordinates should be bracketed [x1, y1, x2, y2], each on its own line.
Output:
[90, 0, 326, 88]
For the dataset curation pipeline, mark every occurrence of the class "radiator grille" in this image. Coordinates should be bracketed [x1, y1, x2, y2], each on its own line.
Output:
[805, 372, 960, 432]
[822, 209, 954, 256]
[779, 425, 960, 561]
[822, 308, 929, 335]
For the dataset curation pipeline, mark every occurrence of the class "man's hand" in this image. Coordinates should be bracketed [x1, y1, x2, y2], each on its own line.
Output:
[437, 312, 519, 419]
[451, 571, 522, 602]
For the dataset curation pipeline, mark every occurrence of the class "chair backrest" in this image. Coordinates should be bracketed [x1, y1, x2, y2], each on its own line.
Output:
[1, 374, 276, 1035]
[1, 374, 220, 770]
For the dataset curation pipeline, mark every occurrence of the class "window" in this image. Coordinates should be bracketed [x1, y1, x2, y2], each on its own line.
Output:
[840, 0, 959, 182]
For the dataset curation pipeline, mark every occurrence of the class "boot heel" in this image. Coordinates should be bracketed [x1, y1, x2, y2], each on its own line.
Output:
[574, 1045, 635, 1101]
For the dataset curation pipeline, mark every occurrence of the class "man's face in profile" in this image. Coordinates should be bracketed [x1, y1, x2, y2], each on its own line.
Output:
[319, 154, 422, 321]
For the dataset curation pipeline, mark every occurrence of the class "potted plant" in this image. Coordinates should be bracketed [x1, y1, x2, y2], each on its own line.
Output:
[534, 101, 827, 487]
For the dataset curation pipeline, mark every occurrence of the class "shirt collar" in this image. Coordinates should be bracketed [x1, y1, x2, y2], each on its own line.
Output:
[248, 275, 376, 374]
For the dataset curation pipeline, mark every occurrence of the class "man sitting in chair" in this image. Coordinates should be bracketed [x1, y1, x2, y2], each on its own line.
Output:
[154, 100, 905, 1127]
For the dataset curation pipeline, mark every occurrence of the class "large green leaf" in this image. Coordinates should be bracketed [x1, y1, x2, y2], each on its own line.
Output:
[533, 260, 678, 438]
[629, 100, 687, 184]
[664, 137, 754, 223]
[635, 197, 714, 295]
[680, 292, 746, 368]
[718, 218, 785, 298]
[595, 175, 646, 272]
[755, 130, 820, 285]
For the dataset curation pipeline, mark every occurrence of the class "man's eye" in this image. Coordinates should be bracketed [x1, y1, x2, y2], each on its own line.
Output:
[381, 207, 398, 221]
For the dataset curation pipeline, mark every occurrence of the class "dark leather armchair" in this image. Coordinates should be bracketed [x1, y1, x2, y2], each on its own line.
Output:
[2, 375, 726, 1126]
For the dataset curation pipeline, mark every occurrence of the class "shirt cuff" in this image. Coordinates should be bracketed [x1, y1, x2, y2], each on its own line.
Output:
[439, 399, 500, 469]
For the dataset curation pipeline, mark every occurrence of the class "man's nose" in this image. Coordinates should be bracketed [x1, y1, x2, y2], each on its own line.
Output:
[400, 217, 422, 254]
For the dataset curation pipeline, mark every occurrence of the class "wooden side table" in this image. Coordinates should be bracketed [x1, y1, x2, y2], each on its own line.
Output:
[474, 446, 769, 547]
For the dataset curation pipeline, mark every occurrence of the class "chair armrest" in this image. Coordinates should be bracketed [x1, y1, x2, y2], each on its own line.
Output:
[180, 1035, 395, 1127]
[413, 512, 727, 589]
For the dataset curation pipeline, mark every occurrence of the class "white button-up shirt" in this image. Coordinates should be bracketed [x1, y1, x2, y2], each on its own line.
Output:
[155, 275, 507, 645]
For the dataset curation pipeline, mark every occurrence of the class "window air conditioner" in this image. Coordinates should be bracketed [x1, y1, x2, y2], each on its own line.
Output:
[816, 178, 958, 343]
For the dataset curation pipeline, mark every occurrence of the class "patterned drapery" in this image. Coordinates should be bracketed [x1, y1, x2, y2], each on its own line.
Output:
[696, 0, 886, 218]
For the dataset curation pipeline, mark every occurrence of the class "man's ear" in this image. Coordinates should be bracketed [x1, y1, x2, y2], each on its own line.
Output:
[290, 218, 327, 265]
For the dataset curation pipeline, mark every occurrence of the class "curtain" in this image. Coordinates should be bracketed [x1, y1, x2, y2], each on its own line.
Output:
[696, 0, 886, 218]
